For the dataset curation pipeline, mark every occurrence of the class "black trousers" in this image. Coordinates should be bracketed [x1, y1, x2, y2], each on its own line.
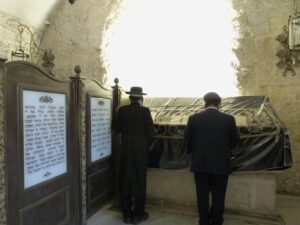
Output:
[194, 172, 229, 225]
[122, 196, 146, 217]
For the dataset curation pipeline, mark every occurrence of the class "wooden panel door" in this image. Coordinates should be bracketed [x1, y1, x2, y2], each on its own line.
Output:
[4, 62, 80, 225]
[83, 79, 113, 217]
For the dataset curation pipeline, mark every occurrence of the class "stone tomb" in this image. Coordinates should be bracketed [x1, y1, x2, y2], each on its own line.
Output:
[147, 169, 276, 216]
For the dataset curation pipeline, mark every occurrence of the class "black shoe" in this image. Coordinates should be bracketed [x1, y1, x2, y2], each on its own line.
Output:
[133, 212, 149, 224]
[123, 216, 133, 224]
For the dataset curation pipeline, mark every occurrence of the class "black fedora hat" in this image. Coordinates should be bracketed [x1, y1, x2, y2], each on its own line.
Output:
[125, 86, 147, 97]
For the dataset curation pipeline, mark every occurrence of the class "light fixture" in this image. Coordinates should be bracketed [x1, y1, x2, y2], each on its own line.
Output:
[0, 52, 7, 63]
[11, 25, 30, 61]
[289, 0, 300, 50]
[275, 0, 300, 76]
[11, 49, 30, 61]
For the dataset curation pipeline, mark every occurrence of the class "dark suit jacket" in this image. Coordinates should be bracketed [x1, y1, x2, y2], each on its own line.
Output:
[184, 108, 239, 175]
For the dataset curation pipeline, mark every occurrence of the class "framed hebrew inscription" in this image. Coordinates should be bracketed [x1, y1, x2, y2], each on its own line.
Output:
[84, 80, 113, 216]
[5, 61, 79, 225]
[90, 96, 112, 162]
[23, 90, 67, 188]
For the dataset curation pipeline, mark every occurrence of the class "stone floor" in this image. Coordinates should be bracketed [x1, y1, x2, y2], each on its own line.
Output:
[87, 194, 300, 225]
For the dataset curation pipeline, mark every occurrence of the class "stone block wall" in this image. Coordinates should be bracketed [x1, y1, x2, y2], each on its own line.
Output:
[232, 0, 300, 194]
[0, 63, 6, 225]
[0, 11, 39, 224]
[39, 0, 121, 82]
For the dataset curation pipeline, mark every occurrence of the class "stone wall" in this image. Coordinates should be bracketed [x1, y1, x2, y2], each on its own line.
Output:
[0, 63, 6, 225]
[232, 0, 300, 194]
[39, 0, 121, 82]
[0, 11, 40, 224]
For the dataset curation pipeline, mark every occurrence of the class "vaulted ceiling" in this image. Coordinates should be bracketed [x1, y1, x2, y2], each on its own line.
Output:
[0, 0, 62, 29]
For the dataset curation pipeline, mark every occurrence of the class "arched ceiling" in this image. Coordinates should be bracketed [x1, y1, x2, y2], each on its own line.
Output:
[0, 0, 62, 29]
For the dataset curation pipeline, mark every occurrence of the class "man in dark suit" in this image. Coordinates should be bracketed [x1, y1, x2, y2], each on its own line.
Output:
[184, 92, 239, 225]
[115, 87, 154, 224]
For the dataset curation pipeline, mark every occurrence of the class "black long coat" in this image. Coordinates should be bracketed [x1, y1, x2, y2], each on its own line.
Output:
[184, 108, 239, 175]
[115, 102, 154, 197]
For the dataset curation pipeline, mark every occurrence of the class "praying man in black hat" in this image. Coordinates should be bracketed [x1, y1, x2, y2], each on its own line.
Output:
[184, 92, 239, 225]
[114, 86, 154, 224]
